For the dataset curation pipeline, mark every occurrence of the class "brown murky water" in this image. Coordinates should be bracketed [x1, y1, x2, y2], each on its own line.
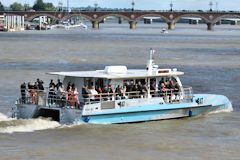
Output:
[0, 23, 239, 160]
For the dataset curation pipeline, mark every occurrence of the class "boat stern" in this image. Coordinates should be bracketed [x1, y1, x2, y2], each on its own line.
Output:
[193, 94, 233, 113]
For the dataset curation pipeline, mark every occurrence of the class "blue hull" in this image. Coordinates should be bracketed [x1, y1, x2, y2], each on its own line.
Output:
[81, 94, 232, 124]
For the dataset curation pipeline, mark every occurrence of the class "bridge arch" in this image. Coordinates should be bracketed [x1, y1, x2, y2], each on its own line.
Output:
[27, 13, 60, 21]
[173, 14, 210, 23]
[62, 13, 93, 22]
[135, 14, 170, 23]
[97, 14, 132, 22]
[212, 14, 240, 23]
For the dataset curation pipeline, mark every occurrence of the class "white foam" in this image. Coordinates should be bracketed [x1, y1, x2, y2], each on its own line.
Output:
[0, 118, 61, 134]
[59, 120, 85, 129]
[0, 112, 14, 122]
[209, 103, 233, 114]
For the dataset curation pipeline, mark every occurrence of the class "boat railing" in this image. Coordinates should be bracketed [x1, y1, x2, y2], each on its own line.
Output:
[16, 86, 193, 109]
[81, 86, 193, 104]
[80, 91, 143, 105]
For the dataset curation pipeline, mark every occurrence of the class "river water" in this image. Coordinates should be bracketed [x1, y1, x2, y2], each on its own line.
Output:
[0, 23, 239, 160]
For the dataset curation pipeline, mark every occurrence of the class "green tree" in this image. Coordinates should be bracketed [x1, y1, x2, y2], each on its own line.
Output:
[10, 2, 24, 11]
[44, 3, 55, 11]
[33, 0, 45, 11]
[0, 1, 4, 11]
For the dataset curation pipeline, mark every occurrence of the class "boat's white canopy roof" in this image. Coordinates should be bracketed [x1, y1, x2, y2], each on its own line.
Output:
[47, 66, 184, 79]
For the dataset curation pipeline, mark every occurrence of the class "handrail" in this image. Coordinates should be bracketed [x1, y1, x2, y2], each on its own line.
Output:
[17, 86, 193, 108]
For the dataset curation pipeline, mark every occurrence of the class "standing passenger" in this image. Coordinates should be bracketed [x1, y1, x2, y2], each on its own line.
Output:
[20, 82, 26, 103]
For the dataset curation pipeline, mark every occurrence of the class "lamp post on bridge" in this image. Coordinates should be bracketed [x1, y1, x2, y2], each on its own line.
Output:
[94, 1, 98, 11]
[209, 1, 213, 12]
[170, 1, 173, 12]
[24, 3, 29, 11]
[58, 1, 63, 11]
[215, 2, 218, 11]
[131, 0, 135, 11]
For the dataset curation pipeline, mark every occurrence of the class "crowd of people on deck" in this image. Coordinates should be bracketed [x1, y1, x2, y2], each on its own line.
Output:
[48, 79, 80, 108]
[81, 78, 180, 102]
[20, 78, 44, 104]
[20, 77, 181, 107]
[20, 79, 80, 108]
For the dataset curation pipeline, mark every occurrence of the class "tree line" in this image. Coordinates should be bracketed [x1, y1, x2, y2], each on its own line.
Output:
[0, 0, 55, 11]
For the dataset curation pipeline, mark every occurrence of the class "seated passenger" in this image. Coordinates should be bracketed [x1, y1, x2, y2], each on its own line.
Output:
[141, 83, 148, 98]
[122, 86, 127, 98]
[159, 83, 168, 95]
[108, 85, 114, 94]
[82, 85, 90, 99]
[89, 86, 98, 101]
[97, 87, 103, 94]
[115, 85, 123, 99]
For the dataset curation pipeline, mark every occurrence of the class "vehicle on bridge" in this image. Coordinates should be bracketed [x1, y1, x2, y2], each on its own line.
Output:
[12, 49, 233, 124]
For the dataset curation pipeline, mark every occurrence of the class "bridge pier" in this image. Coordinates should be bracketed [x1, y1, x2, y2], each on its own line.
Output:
[207, 23, 214, 31]
[92, 20, 99, 29]
[167, 22, 176, 30]
[129, 21, 137, 30]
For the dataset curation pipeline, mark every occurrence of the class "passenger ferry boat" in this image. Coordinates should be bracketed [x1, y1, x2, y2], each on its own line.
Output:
[13, 49, 233, 124]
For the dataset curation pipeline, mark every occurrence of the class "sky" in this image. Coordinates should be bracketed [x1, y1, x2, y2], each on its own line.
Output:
[0, 0, 239, 11]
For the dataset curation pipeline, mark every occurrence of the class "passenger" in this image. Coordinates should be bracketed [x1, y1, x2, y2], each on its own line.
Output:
[97, 86, 103, 94]
[122, 86, 127, 98]
[89, 86, 98, 101]
[168, 79, 175, 89]
[56, 84, 66, 107]
[31, 82, 38, 104]
[137, 81, 142, 91]
[108, 85, 114, 100]
[20, 82, 26, 103]
[102, 85, 108, 100]
[150, 81, 157, 97]
[159, 83, 167, 95]
[115, 85, 122, 99]
[55, 79, 62, 90]
[125, 81, 130, 92]
[66, 82, 72, 91]
[102, 85, 108, 93]
[131, 84, 139, 98]
[67, 86, 74, 107]
[70, 87, 79, 108]
[38, 80, 44, 91]
[82, 85, 90, 99]
[108, 85, 113, 94]
[141, 83, 148, 98]
[49, 79, 55, 88]
[27, 82, 33, 100]
[48, 83, 56, 105]
[72, 83, 75, 90]
[115, 85, 121, 96]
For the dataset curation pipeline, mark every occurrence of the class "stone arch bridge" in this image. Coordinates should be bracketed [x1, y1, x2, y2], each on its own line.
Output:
[0, 11, 240, 30]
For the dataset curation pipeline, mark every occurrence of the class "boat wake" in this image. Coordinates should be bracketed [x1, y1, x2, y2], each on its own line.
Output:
[209, 103, 234, 114]
[0, 112, 61, 134]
